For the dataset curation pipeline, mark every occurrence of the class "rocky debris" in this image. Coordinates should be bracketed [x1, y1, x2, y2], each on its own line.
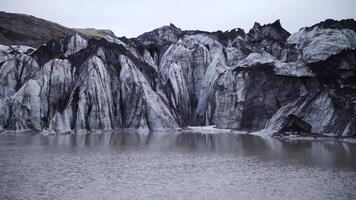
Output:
[277, 114, 312, 135]
[0, 15, 356, 135]
[32, 34, 88, 66]
[247, 20, 291, 43]
[209, 28, 246, 46]
[266, 90, 356, 136]
[305, 19, 356, 33]
[246, 20, 298, 62]
[308, 49, 356, 88]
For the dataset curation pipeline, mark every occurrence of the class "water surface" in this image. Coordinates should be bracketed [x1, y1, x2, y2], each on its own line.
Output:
[0, 131, 355, 200]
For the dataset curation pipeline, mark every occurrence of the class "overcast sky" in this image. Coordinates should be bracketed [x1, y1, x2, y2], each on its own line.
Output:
[2, 0, 356, 37]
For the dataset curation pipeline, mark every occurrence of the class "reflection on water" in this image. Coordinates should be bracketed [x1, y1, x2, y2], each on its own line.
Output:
[12, 131, 355, 168]
[0, 131, 356, 200]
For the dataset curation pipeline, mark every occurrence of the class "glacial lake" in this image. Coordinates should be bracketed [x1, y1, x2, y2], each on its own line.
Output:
[0, 131, 356, 200]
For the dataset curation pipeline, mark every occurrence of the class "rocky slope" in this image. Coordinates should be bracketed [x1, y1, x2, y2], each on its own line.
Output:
[0, 15, 355, 136]
[0, 11, 76, 48]
[74, 28, 116, 39]
[0, 11, 117, 48]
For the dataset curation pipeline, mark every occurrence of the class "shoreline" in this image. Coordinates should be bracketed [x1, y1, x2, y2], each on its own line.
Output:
[0, 128, 355, 144]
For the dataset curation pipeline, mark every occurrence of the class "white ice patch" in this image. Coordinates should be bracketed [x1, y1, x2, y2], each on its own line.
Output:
[288, 27, 356, 63]
[303, 93, 335, 134]
[104, 35, 141, 59]
[274, 61, 314, 77]
[10, 79, 42, 130]
[120, 55, 179, 129]
[235, 72, 247, 102]
[143, 49, 158, 70]
[10, 45, 35, 53]
[49, 108, 73, 134]
[184, 125, 233, 134]
[236, 52, 314, 77]
[196, 55, 226, 115]
[237, 52, 275, 67]
[64, 34, 88, 56]
[0, 53, 40, 98]
[182, 34, 217, 49]
[0, 44, 35, 54]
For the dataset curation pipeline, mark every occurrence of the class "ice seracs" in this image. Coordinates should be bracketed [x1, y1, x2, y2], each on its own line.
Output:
[0, 19, 355, 136]
[266, 91, 356, 136]
[8, 79, 42, 130]
[288, 26, 356, 63]
[137, 23, 182, 47]
[64, 34, 88, 56]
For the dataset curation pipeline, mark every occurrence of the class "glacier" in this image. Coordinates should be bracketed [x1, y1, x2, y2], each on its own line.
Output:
[0, 19, 355, 136]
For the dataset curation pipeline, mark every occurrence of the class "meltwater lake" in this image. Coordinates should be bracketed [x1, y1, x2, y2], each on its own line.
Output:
[0, 131, 355, 200]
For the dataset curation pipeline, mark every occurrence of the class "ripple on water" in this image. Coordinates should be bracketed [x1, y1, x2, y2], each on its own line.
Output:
[0, 131, 355, 200]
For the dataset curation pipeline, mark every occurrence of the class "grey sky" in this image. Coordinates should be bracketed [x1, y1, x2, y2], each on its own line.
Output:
[1, 0, 356, 37]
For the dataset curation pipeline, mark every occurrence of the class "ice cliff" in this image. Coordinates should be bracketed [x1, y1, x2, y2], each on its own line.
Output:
[0, 19, 355, 136]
